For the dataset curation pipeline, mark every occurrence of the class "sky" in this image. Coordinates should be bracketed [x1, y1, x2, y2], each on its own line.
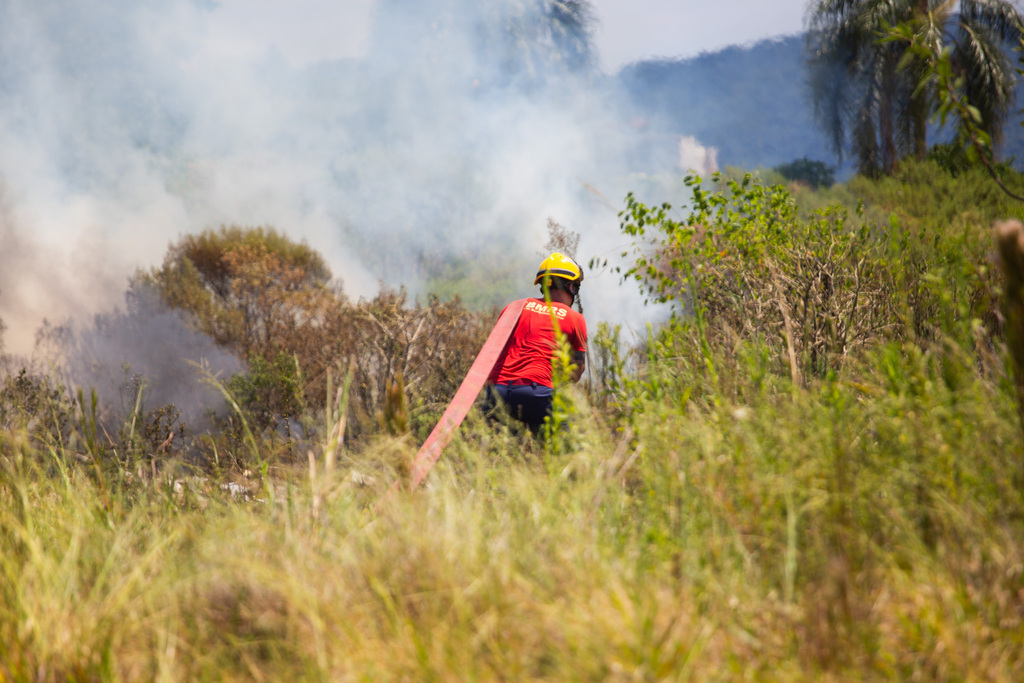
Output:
[207, 0, 812, 72]
[591, 0, 811, 70]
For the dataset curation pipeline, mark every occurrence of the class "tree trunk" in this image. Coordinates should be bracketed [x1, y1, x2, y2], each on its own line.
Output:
[911, 90, 928, 160]
[880, 88, 898, 174]
[880, 52, 901, 174]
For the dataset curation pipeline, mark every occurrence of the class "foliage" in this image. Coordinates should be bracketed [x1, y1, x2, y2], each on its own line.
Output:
[323, 288, 490, 442]
[136, 225, 333, 356]
[808, 0, 1024, 176]
[615, 171, 973, 386]
[137, 227, 495, 458]
[845, 157, 1024, 227]
[926, 139, 977, 176]
[2, 334, 1024, 680]
[226, 352, 306, 431]
[0, 369, 75, 448]
[773, 157, 835, 188]
[887, 19, 1024, 200]
[5, 161, 1024, 679]
[168, 286, 495, 468]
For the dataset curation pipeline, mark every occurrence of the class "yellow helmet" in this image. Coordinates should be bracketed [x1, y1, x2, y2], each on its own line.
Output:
[534, 252, 584, 286]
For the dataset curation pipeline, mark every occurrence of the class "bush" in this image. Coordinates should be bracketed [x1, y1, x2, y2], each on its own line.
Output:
[773, 156, 835, 188]
[616, 170, 1002, 395]
[134, 228, 496, 457]
[135, 225, 334, 356]
[0, 368, 75, 449]
[5, 162, 1024, 680]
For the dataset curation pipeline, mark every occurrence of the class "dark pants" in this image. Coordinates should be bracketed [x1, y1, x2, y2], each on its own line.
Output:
[485, 383, 554, 434]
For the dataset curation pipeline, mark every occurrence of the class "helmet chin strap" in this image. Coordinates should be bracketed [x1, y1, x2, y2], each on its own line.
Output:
[544, 277, 583, 310]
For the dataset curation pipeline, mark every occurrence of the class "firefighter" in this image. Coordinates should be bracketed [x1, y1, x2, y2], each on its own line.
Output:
[486, 252, 587, 433]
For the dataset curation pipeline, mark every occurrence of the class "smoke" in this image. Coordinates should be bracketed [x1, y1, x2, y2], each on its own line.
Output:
[0, 0, 717, 378]
[0, 182, 127, 354]
[63, 286, 244, 431]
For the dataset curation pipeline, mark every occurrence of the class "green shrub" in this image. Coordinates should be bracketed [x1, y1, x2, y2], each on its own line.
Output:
[0, 368, 75, 450]
[4, 160, 1024, 678]
[227, 352, 306, 431]
[616, 170, 1003, 396]
[774, 157, 835, 188]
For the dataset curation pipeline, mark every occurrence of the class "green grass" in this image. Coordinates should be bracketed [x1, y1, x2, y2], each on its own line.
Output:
[4, 160, 1024, 680]
[3, 344, 1024, 680]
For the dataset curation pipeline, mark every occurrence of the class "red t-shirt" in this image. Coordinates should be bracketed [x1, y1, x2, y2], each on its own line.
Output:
[488, 298, 587, 388]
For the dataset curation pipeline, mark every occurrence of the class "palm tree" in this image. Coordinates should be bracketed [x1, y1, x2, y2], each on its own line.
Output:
[525, 0, 595, 74]
[369, 0, 595, 86]
[808, 0, 1023, 176]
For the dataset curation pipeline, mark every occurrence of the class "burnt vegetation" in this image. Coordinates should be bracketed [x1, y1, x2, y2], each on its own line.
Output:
[1, 224, 495, 474]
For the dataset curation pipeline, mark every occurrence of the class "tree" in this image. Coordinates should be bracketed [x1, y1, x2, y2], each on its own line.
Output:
[134, 225, 334, 357]
[774, 157, 836, 188]
[500, 0, 595, 78]
[371, 0, 595, 86]
[887, 19, 1024, 200]
[134, 227, 493, 438]
[808, 0, 1023, 176]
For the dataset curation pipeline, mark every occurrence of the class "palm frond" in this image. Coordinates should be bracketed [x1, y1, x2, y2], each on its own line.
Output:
[853, 83, 883, 174]
[955, 19, 1017, 144]
[961, 0, 1024, 42]
[807, 0, 1024, 172]
[808, 52, 855, 157]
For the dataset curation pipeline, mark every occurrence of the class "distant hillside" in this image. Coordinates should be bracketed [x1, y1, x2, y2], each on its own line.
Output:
[618, 34, 1024, 175]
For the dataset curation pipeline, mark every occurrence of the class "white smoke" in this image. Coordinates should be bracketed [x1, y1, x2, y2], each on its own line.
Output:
[679, 135, 719, 175]
[0, 0, 712, 362]
[65, 286, 245, 431]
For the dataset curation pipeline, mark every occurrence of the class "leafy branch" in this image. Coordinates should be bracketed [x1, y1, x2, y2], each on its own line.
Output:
[885, 22, 1024, 201]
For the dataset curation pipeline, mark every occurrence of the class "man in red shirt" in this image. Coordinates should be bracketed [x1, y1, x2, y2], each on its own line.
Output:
[486, 252, 587, 433]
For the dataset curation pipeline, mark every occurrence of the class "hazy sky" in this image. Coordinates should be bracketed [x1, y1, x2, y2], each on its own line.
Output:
[591, 0, 810, 70]
[207, 0, 812, 72]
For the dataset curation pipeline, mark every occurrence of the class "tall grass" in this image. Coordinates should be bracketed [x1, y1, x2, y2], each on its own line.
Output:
[3, 161, 1024, 680]
[3, 346, 1024, 680]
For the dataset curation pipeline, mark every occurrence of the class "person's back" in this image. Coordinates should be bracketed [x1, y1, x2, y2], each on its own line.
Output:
[486, 253, 587, 433]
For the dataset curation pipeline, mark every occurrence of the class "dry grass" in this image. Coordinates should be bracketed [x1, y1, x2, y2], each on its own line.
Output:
[4, 163, 1024, 680]
[3, 353, 1024, 681]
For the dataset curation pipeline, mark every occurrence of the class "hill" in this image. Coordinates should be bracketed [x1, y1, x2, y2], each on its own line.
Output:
[618, 34, 1024, 174]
